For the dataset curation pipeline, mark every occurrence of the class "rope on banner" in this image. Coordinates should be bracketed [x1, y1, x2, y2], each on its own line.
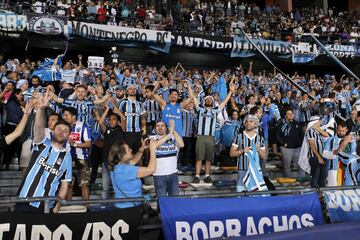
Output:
[310, 34, 360, 82]
[239, 28, 312, 98]
[239, 29, 347, 122]
[25, 39, 30, 51]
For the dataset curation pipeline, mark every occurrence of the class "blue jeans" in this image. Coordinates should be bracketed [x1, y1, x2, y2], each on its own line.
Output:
[153, 173, 179, 198]
[101, 162, 111, 199]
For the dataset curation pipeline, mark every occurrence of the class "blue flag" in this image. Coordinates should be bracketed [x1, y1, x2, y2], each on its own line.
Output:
[31, 55, 63, 81]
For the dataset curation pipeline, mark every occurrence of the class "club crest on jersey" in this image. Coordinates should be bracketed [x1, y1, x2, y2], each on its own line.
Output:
[56, 157, 63, 165]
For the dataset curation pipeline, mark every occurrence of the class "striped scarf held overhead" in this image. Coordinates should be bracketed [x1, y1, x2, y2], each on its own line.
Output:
[243, 149, 268, 194]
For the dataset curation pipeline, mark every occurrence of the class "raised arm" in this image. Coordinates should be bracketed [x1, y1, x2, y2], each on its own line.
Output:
[152, 91, 166, 110]
[97, 106, 109, 134]
[34, 91, 52, 144]
[93, 93, 111, 105]
[74, 55, 83, 72]
[5, 101, 34, 145]
[51, 93, 65, 104]
[219, 79, 236, 111]
[155, 120, 176, 148]
[180, 81, 194, 109]
[130, 138, 148, 165]
[137, 139, 156, 178]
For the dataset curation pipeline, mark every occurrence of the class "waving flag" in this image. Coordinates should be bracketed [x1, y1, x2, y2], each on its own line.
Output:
[31, 55, 63, 81]
[211, 75, 228, 101]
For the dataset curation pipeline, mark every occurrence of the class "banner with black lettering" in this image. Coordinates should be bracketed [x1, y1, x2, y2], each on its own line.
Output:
[159, 193, 324, 240]
[324, 189, 360, 223]
[27, 14, 68, 36]
[69, 21, 172, 53]
[0, 206, 141, 240]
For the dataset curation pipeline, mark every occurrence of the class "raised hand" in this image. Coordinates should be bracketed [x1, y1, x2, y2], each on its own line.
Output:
[149, 139, 157, 151]
[169, 119, 175, 133]
[22, 101, 35, 115]
[38, 91, 52, 110]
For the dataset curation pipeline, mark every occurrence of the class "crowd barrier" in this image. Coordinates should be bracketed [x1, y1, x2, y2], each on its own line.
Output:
[0, 186, 359, 240]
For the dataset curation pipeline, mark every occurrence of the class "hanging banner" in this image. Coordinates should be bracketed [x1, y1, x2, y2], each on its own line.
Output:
[323, 44, 358, 58]
[171, 33, 232, 50]
[69, 21, 172, 53]
[0, 13, 26, 37]
[27, 14, 68, 36]
[231, 36, 292, 57]
[324, 189, 360, 223]
[160, 193, 324, 240]
[0, 206, 141, 240]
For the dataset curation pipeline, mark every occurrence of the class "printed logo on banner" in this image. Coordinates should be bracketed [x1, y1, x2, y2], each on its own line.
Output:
[160, 192, 324, 240]
[324, 189, 360, 223]
[27, 15, 66, 35]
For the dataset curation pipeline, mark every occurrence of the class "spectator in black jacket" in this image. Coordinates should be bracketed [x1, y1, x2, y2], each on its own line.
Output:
[276, 108, 305, 177]
[2, 89, 24, 170]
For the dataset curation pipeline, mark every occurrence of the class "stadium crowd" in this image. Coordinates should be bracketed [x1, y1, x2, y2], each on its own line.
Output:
[1, 0, 359, 42]
[0, 52, 359, 212]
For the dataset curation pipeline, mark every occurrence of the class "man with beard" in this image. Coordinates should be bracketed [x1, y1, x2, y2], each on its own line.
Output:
[17, 91, 72, 213]
[151, 120, 184, 197]
[230, 114, 267, 192]
[23, 76, 43, 102]
[323, 121, 355, 186]
[51, 84, 111, 125]
[152, 81, 194, 136]
[119, 84, 146, 153]
[191, 80, 236, 183]
[115, 67, 136, 88]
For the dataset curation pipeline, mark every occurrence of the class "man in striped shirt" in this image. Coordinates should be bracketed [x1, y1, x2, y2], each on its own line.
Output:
[152, 82, 194, 136]
[63, 107, 92, 203]
[17, 91, 72, 213]
[143, 85, 162, 135]
[51, 84, 111, 124]
[230, 115, 267, 192]
[192, 80, 236, 183]
[306, 116, 330, 188]
[299, 93, 315, 129]
[119, 84, 146, 154]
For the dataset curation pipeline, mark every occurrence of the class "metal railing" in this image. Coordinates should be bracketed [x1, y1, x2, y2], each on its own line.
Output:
[1, 185, 359, 214]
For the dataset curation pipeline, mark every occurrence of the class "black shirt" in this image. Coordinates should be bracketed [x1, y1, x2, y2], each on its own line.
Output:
[276, 119, 304, 148]
[102, 127, 124, 164]
[0, 137, 7, 153]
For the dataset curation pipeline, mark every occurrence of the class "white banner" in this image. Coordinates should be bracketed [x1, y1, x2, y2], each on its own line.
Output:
[70, 21, 172, 44]
[88, 56, 104, 69]
[0, 13, 26, 32]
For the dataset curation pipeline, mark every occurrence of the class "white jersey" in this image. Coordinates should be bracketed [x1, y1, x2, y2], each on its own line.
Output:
[151, 135, 179, 176]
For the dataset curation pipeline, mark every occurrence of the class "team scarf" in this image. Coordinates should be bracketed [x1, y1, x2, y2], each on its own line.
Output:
[243, 149, 268, 194]
[343, 155, 360, 186]
[279, 119, 292, 137]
